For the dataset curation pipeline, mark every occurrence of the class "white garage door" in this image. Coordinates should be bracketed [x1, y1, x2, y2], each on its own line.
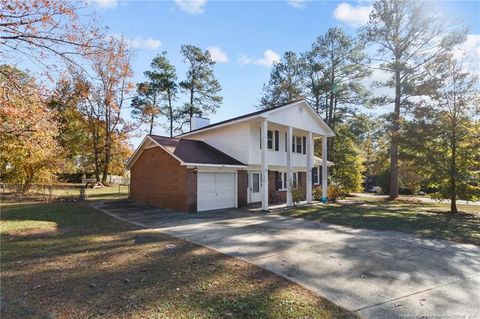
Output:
[197, 172, 236, 212]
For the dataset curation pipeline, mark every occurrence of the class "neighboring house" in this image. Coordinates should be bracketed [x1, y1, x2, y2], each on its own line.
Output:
[126, 100, 334, 212]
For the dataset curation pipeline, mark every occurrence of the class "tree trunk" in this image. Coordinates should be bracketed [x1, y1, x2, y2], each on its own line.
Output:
[189, 85, 194, 131]
[92, 129, 101, 182]
[450, 83, 458, 214]
[102, 135, 110, 184]
[149, 113, 154, 135]
[389, 69, 401, 200]
[102, 99, 111, 185]
[168, 91, 173, 137]
[450, 142, 458, 214]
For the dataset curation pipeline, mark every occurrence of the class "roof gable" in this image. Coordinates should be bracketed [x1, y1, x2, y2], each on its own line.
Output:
[264, 100, 335, 136]
[126, 135, 245, 170]
[178, 99, 334, 137]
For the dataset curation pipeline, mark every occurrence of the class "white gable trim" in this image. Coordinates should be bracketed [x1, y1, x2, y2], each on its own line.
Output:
[263, 100, 335, 136]
[179, 99, 334, 138]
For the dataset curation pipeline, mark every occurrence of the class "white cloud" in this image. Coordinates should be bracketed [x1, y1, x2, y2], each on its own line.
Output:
[143, 38, 162, 49]
[333, 3, 372, 26]
[239, 50, 281, 67]
[92, 0, 118, 9]
[288, 0, 305, 9]
[174, 0, 207, 14]
[125, 37, 162, 50]
[207, 46, 229, 63]
[255, 50, 281, 67]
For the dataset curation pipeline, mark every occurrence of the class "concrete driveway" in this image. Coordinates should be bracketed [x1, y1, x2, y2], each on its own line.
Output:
[92, 200, 480, 319]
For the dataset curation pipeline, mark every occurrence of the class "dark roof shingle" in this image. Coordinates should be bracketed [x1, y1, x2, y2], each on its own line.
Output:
[148, 135, 245, 166]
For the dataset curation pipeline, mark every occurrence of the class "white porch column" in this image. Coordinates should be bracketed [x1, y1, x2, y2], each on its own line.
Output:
[306, 132, 313, 203]
[286, 126, 293, 206]
[261, 120, 269, 211]
[322, 136, 328, 203]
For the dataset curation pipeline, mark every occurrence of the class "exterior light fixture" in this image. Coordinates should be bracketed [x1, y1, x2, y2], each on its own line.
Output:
[193, 167, 198, 174]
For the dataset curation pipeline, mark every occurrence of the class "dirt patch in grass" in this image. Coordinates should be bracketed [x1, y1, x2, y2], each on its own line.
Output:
[1, 202, 357, 319]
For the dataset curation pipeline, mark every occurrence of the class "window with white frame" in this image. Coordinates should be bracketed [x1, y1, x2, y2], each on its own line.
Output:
[267, 130, 273, 149]
[291, 135, 306, 154]
[296, 136, 302, 153]
[275, 172, 300, 191]
[275, 172, 287, 191]
[312, 167, 319, 185]
[263, 130, 280, 151]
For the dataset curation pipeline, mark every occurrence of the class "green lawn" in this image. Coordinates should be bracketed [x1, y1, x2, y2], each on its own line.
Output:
[85, 185, 129, 200]
[281, 196, 480, 246]
[0, 201, 356, 319]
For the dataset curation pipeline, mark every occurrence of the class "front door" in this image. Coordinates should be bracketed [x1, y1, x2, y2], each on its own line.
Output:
[248, 171, 262, 203]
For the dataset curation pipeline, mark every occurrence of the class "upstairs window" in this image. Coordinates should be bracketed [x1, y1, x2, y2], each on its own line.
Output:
[292, 136, 296, 152]
[259, 128, 262, 149]
[267, 130, 273, 149]
[274, 130, 279, 151]
[303, 136, 306, 154]
[296, 136, 302, 153]
[284, 132, 287, 152]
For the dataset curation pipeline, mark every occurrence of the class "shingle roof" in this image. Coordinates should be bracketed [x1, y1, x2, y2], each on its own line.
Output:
[148, 135, 245, 166]
[176, 99, 305, 136]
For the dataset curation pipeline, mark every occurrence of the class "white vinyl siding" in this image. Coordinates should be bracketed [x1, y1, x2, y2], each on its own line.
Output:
[187, 123, 250, 164]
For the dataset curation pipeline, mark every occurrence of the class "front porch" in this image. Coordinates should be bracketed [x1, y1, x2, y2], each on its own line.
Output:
[252, 116, 333, 211]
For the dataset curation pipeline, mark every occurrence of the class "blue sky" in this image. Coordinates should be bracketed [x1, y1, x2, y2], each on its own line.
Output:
[90, 0, 480, 147]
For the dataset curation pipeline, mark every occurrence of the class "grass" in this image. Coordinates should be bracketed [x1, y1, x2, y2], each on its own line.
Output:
[0, 201, 357, 319]
[85, 185, 129, 200]
[280, 195, 480, 246]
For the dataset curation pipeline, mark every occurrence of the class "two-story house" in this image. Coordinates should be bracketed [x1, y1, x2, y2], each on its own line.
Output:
[126, 99, 334, 212]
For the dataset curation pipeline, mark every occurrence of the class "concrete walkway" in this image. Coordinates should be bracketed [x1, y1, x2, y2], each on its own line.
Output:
[91, 200, 480, 319]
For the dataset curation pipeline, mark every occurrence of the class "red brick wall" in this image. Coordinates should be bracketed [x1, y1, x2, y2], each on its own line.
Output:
[268, 171, 287, 204]
[237, 170, 248, 207]
[186, 168, 197, 212]
[130, 147, 195, 212]
[299, 172, 307, 199]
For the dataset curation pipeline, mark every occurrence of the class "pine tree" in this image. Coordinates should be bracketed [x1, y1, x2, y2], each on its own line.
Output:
[361, 0, 466, 199]
[260, 51, 304, 108]
[179, 45, 222, 131]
